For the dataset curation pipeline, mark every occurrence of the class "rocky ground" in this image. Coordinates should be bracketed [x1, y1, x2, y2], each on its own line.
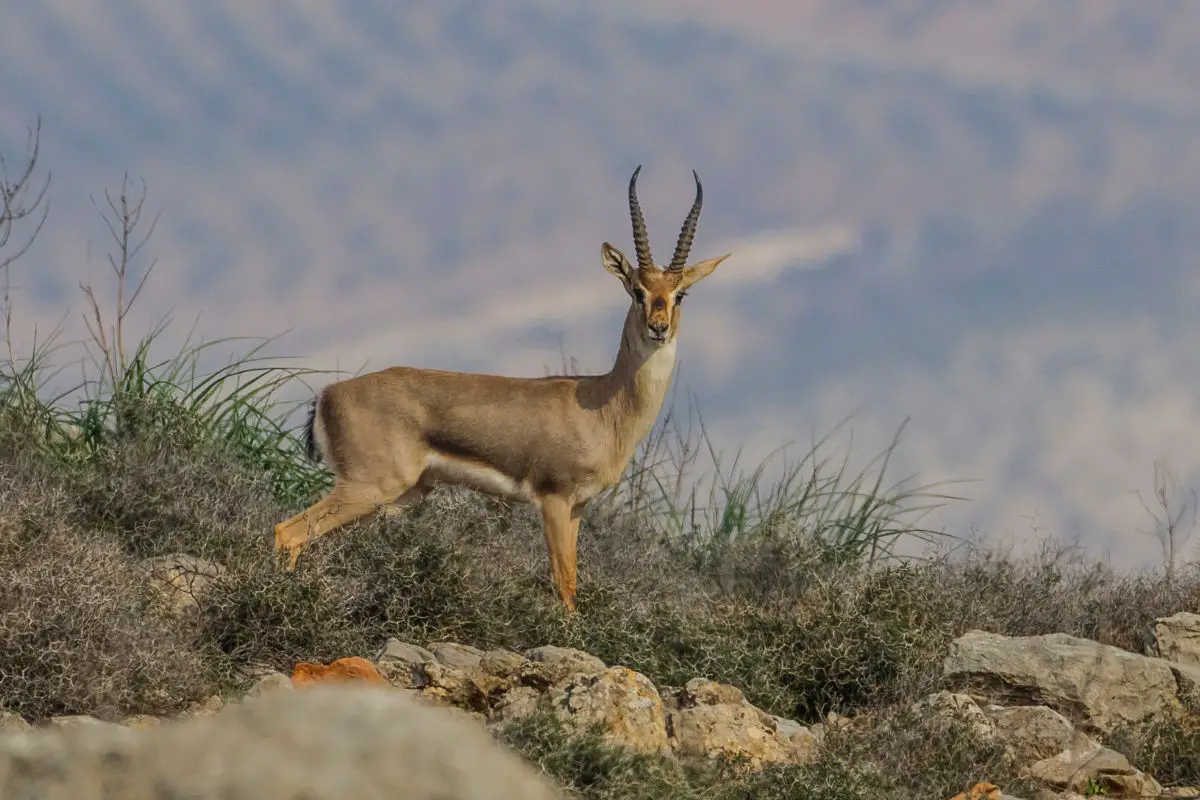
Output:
[4, 579, 1200, 799]
[5, 440, 1200, 798]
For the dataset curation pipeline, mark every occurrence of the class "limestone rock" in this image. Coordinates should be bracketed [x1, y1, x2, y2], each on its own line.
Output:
[0, 686, 561, 799]
[943, 630, 1200, 734]
[142, 553, 223, 618]
[374, 638, 437, 688]
[522, 646, 607, 687]
[667, 677, 807, 768]
[984, 704, 1075, 765]
[550, 666, 669, 754]
[1151, 611, 1200, 668]
[487, 686, 543, 732]
[913, 691, 995, 743]
[428, 642, 486, 669]
[480, 648, 528, 677]
[376, 642, 526, 711]
[1027, 732, 1163, 796]
[416, 661, 493, 710]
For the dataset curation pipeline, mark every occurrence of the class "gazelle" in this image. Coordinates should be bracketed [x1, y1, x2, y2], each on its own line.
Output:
[274, 166, 731, 610]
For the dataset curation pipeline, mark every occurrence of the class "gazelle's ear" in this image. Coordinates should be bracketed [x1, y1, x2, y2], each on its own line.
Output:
[678, 253, 731, 289]
[601, 242, 635, 283]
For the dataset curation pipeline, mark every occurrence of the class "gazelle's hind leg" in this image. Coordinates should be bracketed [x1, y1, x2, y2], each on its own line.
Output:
[540, 495, 583, 611]
[274, 479, 425, 570]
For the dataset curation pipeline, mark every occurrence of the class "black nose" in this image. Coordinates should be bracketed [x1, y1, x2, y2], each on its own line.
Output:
[648, 321, 668, 335]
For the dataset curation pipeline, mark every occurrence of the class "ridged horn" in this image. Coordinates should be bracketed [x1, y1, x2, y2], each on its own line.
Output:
[668, 170, 703, 270]
[628, 165, 653, 269]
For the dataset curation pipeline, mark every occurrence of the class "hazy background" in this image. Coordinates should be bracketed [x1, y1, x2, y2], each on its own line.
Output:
[4, 0, 1200, 566]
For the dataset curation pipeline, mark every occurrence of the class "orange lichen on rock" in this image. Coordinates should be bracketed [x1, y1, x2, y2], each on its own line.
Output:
[291, 657, 388, 688]
[947, 782, 1002, 800]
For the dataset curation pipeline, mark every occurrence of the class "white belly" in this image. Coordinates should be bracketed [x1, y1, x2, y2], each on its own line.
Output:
[423, 452, 537, 504]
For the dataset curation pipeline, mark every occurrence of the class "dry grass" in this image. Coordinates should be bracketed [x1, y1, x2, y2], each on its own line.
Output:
[0, 445, 211, 721]
[3, 415, 1199, 730]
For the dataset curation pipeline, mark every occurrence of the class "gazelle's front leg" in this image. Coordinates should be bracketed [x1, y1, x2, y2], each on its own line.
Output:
[540, 495, 582, 611]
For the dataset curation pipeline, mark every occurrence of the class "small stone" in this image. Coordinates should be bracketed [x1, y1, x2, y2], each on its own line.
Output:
[773, 718, 819, 762]
[680, 678, 747, 707]
[0, 711, 30, 733]
[244, 672, 294, 699]
[824, 710, 852, 730]
[234, 661, 281, 682]
[375, 639, 437, 688]
[121, 715, 166, 730]
[772, 715, 805, 739]
[142, 553, 223, 618]
[46, 715, 121, 731]
[182, 695, 224, 719]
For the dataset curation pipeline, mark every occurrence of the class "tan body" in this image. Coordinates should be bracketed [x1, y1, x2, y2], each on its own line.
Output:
[274, 167, 730, 610]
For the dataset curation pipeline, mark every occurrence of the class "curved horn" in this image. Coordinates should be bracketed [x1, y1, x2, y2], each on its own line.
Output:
[668, 170, 703, 270]
[628, 165, 653, 269]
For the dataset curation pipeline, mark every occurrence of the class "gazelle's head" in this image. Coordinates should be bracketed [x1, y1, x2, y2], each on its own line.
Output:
[602, 166, 731, 347]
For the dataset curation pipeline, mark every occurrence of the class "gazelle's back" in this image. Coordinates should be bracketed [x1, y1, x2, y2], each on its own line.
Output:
[315, 366, 604, 496]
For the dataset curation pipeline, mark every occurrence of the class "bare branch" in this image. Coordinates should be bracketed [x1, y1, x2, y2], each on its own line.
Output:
[82, 173, 160, 393]
[0, 116, 52, 275]
[1136, 459, 1198, 581]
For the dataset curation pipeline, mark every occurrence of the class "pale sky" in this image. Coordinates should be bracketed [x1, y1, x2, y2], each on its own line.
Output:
[4, 1, 1200, 568]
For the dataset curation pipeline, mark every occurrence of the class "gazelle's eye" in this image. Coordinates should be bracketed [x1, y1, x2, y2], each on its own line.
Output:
[633, 287, 646, 303]
[675, 291, 687, 305]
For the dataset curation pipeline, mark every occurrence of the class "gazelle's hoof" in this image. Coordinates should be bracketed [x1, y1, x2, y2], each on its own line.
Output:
[273, 524, 306, 571]
[273, 541, 302, 572]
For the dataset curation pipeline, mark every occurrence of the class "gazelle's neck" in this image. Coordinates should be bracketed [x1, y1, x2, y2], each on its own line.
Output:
[597, 306, 677, 444]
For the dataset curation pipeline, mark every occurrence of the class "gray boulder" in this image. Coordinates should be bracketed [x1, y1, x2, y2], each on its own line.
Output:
[0, 686, 560, 799]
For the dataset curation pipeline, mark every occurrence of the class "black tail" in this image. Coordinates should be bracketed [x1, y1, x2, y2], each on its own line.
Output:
[302, 398, 319, 462]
